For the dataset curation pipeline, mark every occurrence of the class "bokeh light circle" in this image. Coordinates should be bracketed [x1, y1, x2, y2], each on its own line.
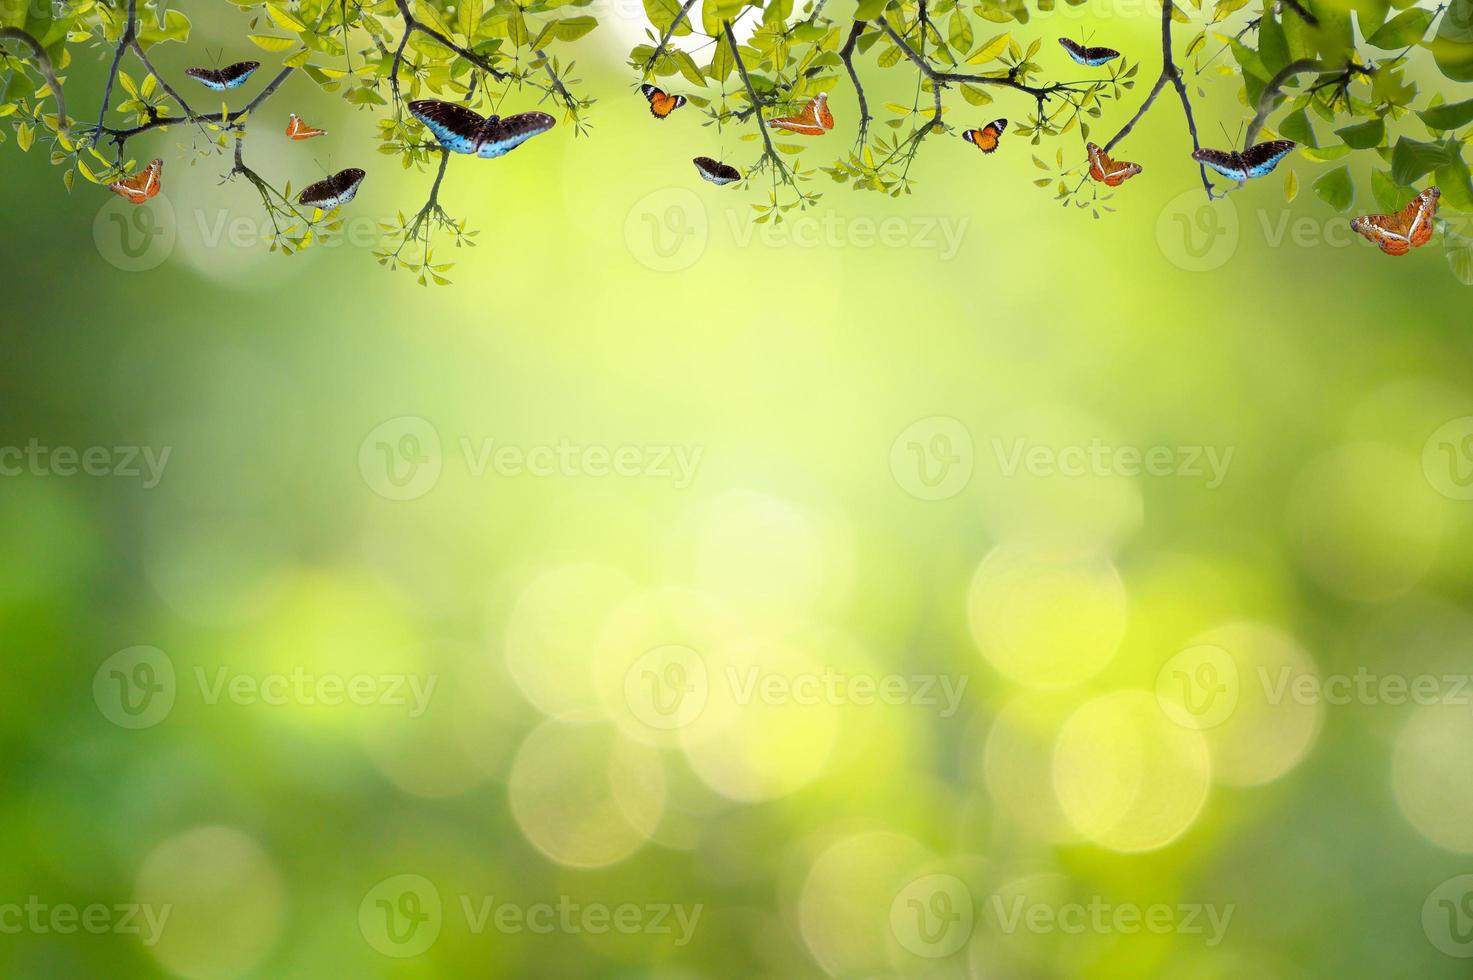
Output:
[1393, 704, 1473, 853]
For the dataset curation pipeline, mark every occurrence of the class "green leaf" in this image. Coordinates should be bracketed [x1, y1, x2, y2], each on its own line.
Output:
[550, 14, 597, 41]
[136, 8, 190, 45]
[1313, 165, 1353, 211]
[1371, 168, 1406, 212]
[1366, 7, 1432, 48]
[1417, 97, 1473, 131]
[1285, 168, 1299, 202]
[1279, 108, 1318, 148]
[1390, 136, 1452, 185]
[264, 2, 308, 31]
[1258, 11, 1290, 75]
[1447, 230, 1473, 284]
[854, 0, 889, 19]
[248, 33, 296, 51]
[1434, 0, 1473, 81]
[642, 0, 692, 35]
[966, 32, 1010, 64]
[1335, 117, 1384, 149]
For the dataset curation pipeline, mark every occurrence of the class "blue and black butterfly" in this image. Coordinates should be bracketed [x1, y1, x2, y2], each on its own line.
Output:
[1058, 38, 1120, 67]
[408, 100, 557, 159]
[693, 157, 740, 186]
[184, 61, 260, 90]
[1192, 140, 1297, 181]
[297, 168, 365, 211]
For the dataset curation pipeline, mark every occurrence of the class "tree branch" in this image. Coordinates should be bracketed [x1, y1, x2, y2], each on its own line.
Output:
[722, 19, 784, 173]
[1243, 57, 1323, 146]
[876, 14, 1078, 109]
[103, 67, 294, 152]
[0, 27, 66, 126]
[642, 0, 700, 74]
[393, 0, 507, 87]
[839, 19, 870, 143]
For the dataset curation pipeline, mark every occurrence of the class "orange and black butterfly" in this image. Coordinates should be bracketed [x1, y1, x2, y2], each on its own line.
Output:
[768, 92, 834, 136]
[641, 84, 687, 119]
[1086, 141, 1142, 186]
[962, 118, 1007, 154]
[1351, 186, 1440, 256]
[108, 158, 163, 204]
[286, 113, 327, 140]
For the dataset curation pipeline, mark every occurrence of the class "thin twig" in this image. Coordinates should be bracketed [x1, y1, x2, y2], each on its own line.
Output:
[839, 20, 870, 143]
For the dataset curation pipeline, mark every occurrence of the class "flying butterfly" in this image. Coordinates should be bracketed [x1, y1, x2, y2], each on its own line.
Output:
[184, 61, 260, 90]
[1192, 140, 1297, 181]
[1058, 37, 1120, 66]
[408, 100, 557, 159]
[1086, 141, 1142, 186]
[693, 157, 741, 186]
[297, 168, 365, 211]
[768, 92, 834, 136]
[1350, 186, 1441, 256]
[962, 118, 1007, 154]
[286, 113, 327, 140]
[108, 158, 163, 205]
[641, 84, 687, 119]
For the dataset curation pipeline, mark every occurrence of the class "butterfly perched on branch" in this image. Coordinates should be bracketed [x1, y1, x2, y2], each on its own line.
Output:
[693, 157, 741, 185]
[286, 114, 326, 140]
[408, 100, 557, 159]
[768, 93, 834, 136]
[641, 84, 687, 119]
[108, 158, 162, 204]
[1192, 140, 1296, 181]
[1058, 38, 1120, 67]
[184, 61, 260, 90]
[1086, 142, 1142, 186]
[297, 168, 365, 211]
[1351, 187, 1441, 256]
[962, 119, 1007, 154]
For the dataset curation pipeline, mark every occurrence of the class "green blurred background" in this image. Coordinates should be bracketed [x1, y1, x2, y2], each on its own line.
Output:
[5, 3, 1473, 976]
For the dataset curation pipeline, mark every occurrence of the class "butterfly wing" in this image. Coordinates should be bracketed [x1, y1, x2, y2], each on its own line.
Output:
[641, 84, 686, 118]
[1352, 187, 1440, 255]
[1192, 147, 1247, 181]
[768, 94, 829, 136]
[108, 158, 162, 204]
[1087, 143, 1142, 186]
[693, 156, 741, 185]
[298, 168, 365, 210]
[408, 100, 487, 155]
[475, 111, 557, 158]
[816, 92, 834, 131]
[1241, 139, 1296, 178]
[1059, 38, 1119, 66]
[286, 114, 326, 139]
[185, 61, 259, 90]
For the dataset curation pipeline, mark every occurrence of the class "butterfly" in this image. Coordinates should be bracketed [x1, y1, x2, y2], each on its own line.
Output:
[641, 84, 687, 119]
[768, 92, 834, 136]
[962, 118, 1007, 154]
[108, 158, 162, 204]
[408, 100, 557, 159]
[693, 157, 741, 186]
[1086, 142, 1142, 186]
[286, 113, 327, 140]
[1192, 140, 1297, 181]
[1058, 37, 1120, 66]
[184, 61, 260, 90]
[1351, 186, 1441, 256]
[297, 168, 365, 210]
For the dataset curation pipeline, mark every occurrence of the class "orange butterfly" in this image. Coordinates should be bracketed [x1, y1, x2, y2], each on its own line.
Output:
[286, 113, 327, 139]
[640, 84, 687, 119]
[1086, 141, 1142, 186]
[767, 92, 834, 136]
[962, 118, 1007, 154]
[1351, 187, 1440, 256]
[108, 158, 163, 204]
